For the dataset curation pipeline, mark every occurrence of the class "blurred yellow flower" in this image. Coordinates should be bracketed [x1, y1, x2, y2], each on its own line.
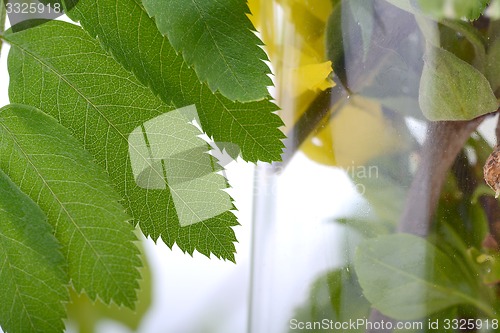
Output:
[248, 0, 411, 167]
[248, 0, 334, 125]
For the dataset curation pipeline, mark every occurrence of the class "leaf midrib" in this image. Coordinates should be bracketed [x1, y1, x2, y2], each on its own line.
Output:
[4, 35, 172, 196]
[0, 112, 129, 304]
[6, 33, 233, 259]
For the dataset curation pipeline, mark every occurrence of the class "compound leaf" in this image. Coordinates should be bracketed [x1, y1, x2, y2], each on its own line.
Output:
[0, 103, 140, 308]
[5, 22, 239, 261]
[142, 0, 272, 102]
[0, 167, 67, 333]
[63, 0, 285, 162]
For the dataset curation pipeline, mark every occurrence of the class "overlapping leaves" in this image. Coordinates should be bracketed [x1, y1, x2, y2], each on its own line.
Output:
[5, 21, 243, 261]
[0, 104, 142, 332]
[0, 167, 67, 333]
[0, 1, 285, 331]
[142, 0, 272, 102]
[64, 0, 284, 162]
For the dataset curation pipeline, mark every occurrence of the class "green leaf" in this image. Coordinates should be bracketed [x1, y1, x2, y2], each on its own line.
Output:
[419, 45, 498, 121]
[472, 184, 495, 204]
[0, 168, 68, 333]
[417, 0, 446, 18]
[445, 0, 489, 20]
[486, 39, 500, 95]
[385, 0, 489, 20]
[5, 22, 240, 261]
[64, 0, 284, 163]
[0, 104, 140, 308]
[475, 251, 500, 285]
[336, 217, 393, 238]
[348, 0, 374, 61]
[289, 267, 370, 333]
[325, 1, 346, 85]
[67, 240, 152, 333]
[142, 0, 272, 102]
[383, 0, 413, 13]
[433, 173, 490, 251]
[354, 234, 493, 320]
[430, 221, 488, 295]
[128, 106, 234, 227]
[439, 19, 487, 69]
[325, 267, 371, 325]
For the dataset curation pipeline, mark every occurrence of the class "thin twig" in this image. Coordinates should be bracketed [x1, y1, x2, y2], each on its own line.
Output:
[278, 84, 348, 167]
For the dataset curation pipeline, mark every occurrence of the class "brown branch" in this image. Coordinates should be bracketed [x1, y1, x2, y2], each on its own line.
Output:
[366, 117, 485, 333]
[397, 118, 485, 235]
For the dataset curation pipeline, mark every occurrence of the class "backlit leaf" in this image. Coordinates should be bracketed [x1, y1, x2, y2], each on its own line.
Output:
[64, 0, 285, 162]
[142, 0, 272, 102]
[0, 167, 67, 333]
[0, 103, 140, 308]
[419, 45, 498, 121]
[5, 22, 239, 261]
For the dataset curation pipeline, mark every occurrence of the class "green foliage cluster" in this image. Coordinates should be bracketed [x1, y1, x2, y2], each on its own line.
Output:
[0, 0, 283, 331]
[0, 0, 500, 331]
